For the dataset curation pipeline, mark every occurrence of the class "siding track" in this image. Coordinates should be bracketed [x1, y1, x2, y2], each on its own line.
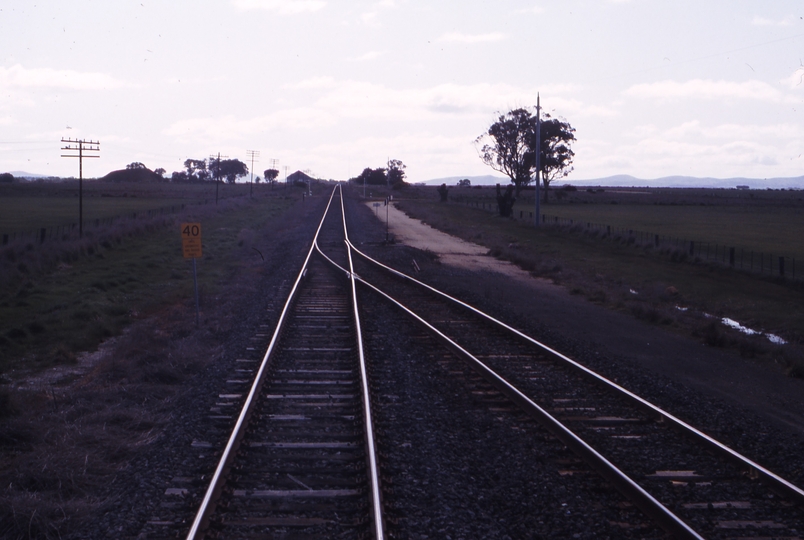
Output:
[334, 192, 804, 539]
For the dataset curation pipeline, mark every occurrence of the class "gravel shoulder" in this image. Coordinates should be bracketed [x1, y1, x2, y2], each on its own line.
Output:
[349, 193, 804, 496]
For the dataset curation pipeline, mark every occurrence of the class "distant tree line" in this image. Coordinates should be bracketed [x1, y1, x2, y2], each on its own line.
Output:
[169, 158, 249, 184]
[349, 159, 407, 188]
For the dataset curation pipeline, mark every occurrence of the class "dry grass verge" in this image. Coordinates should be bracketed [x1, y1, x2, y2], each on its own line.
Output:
[0, 191, 303, 539]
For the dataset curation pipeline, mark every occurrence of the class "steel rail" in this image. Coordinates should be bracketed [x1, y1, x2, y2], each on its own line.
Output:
[185, 187, 339, 540]
[339, 185, 384, 540]
[317, 246, 701, 539]
[311, 185, 385, 539]
[346, 237, 804, 507]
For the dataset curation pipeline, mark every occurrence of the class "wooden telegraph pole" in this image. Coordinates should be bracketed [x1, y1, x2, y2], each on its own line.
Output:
[246, 149, 259, 197]
[534, 94, 541, 228]
[61, 138, 100, 238]
[209, 153, 227, 205]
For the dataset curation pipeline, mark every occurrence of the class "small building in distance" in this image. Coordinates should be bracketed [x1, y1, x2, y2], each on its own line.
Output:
[736, 185, 750, 190]
[287, 170, 315, 185]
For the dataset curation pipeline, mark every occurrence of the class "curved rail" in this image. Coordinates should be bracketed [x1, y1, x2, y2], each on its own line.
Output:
[345, 236, 804, 508]
[186, 186, 385, 539]
[317, 194, 699, 537]
[337, 260, 702, 539]
[314, 185, 384, 540]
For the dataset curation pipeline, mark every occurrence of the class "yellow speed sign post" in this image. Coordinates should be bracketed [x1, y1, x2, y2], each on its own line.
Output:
[181, 223, 202, 325]
[181, 222, 203, 258]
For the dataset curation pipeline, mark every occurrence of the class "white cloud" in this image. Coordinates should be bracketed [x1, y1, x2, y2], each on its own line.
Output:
[516, 6, 544, 14]
[349, 50, 386, 62]
[781, 65, 804, 89]
[359, 0, 398, 26]
[284, 76, 337, 89]
[751, 15, 796, 26]
[163, 107, 336, 142]
[0, 64, 126, 90]
[361, 11, 379, 25]
[231, 0, 326, 14]
[279, 79, 595, 125]
[581, 118, 804, 179]
[624, 79, 785, 102]
[437, 32, 505, 44]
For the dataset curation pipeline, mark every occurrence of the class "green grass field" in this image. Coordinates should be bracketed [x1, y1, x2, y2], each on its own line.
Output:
[539, 205, 804, 262]
[0, 183, 297, 373]
[445, 186, 804, 262]
[0, 180, 249, 232]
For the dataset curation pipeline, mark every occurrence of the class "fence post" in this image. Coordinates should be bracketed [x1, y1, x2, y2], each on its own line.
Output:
[779, 256, 785, 277]
[520, 210, 523, 219]
[729, 247, 735, 267]
[40, 228, 46, 244]
[606, 225, 611, 236]
[3, 234, 8, 245]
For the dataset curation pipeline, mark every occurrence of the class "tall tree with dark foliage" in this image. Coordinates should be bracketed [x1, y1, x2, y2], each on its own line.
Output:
[476, 106, 575, 203]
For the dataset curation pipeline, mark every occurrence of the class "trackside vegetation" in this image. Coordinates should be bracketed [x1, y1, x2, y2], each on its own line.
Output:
[0, 182, 298, 375]
[388, 185, 804, 378]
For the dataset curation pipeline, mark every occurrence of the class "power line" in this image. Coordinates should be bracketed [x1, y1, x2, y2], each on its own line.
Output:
[209, 153, 228, 205]
[61, 137, 100, 238]
[246, 149, 260, 197]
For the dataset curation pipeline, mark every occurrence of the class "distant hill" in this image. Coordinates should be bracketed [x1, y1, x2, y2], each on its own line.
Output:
[102, 168, 165, 183]
[421, 175, 507, 186]
[568, 175, 804, 189]
[7, 171, 49, 179]
[423, 174, 804, 189]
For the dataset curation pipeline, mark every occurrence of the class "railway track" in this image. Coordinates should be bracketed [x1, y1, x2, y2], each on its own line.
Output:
[333, 191, 804, 538]
[186, 185, 804, 538]
[185, 188, 383, 539]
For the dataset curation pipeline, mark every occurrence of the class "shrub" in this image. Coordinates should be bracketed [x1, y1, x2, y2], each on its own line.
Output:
[699, 321, 726, 347]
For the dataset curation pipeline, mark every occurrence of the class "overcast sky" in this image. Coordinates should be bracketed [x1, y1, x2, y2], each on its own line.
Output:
[1, 0, 802, 183]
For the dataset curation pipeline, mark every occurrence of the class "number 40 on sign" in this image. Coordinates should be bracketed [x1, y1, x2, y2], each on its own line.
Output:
[181, 222, 202, 259]
[181, 223, 202, 325]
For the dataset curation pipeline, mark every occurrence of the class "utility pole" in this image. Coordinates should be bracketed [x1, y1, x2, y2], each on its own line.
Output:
[61, 137, 100, 239]
[246, 150, 259, 197]
[284, 165, 288, 187]
[269, 158, 278, 190]
[209, 153, 227, 204]
[534, 93, 541, 228]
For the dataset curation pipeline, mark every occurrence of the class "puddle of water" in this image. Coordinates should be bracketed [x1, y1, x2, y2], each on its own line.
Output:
[721, 317, 787, 345]
[722, 317, 759, 336]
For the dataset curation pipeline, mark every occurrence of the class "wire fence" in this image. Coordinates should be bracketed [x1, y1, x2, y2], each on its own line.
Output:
[1, 204, 188, 246]
[461, 200, 799, 281]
